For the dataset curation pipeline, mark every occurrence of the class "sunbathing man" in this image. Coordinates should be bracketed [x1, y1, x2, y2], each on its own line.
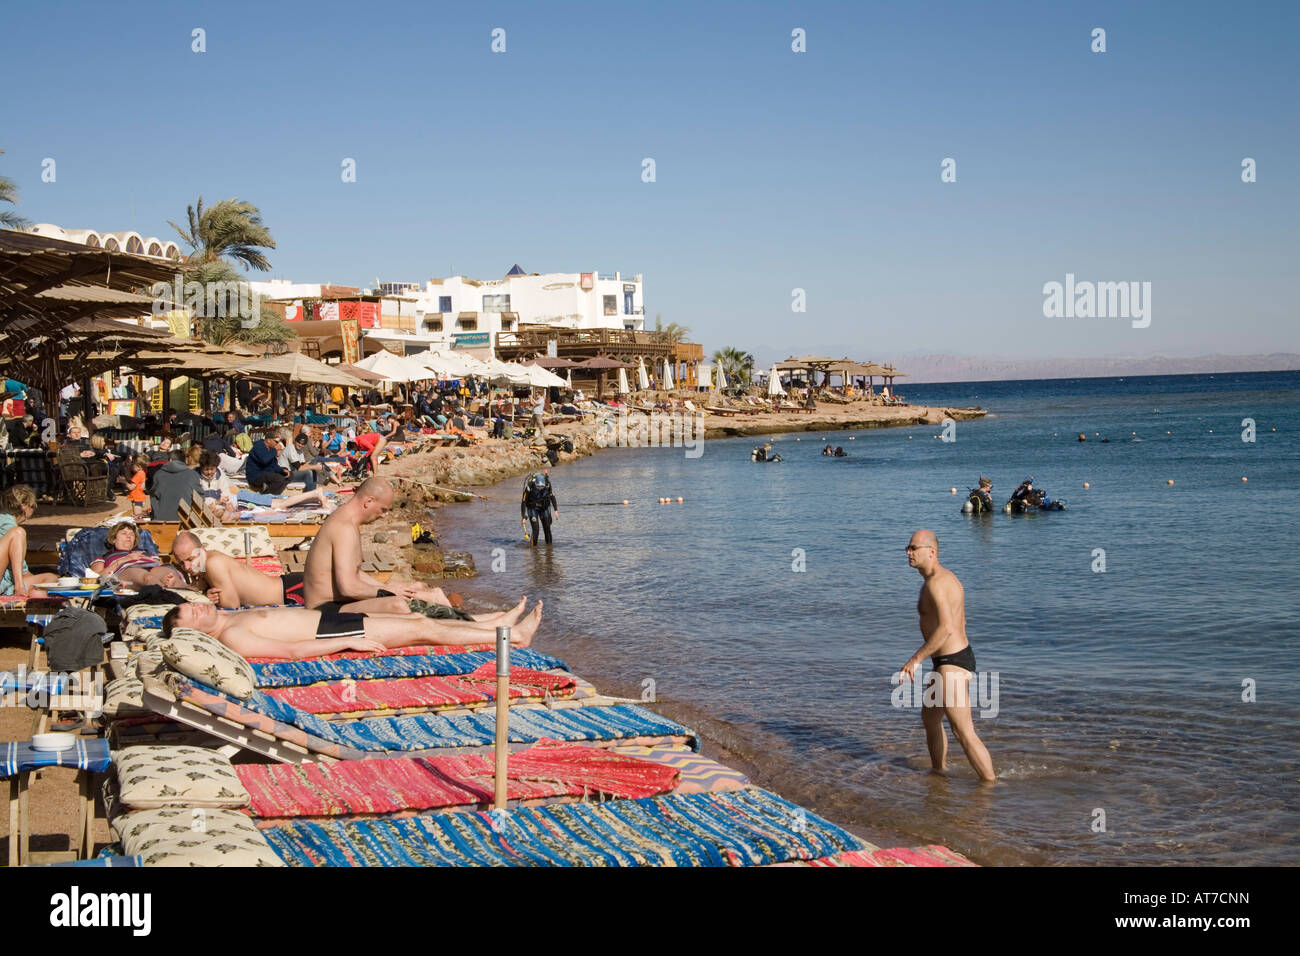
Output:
[303, 476, 455, 613]
[162, 598, 542, 660]
[172, 530, 527, 628]
[89, 520, 186, 589]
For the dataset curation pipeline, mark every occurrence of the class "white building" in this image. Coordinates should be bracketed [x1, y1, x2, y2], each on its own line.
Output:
[370, 266, 645, 355]
[24, 223, 182, 260]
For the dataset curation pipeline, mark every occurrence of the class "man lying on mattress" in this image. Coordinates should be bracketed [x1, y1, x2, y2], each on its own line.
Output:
[160, 597, 543, 660]
[170, 530, 494, 624]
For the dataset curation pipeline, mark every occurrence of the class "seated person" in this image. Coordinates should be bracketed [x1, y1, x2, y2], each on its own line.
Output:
[89, 520, 185, 588]
[197, 450, 238, 521]
[161, 598, 542, 659]
[0, 485, 60, 598]
[149, 449, 202, 521]
[171, 531, 527, 626]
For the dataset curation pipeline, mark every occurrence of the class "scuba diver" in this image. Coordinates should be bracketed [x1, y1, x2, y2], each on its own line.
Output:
[962, 476, 995, 513]
[751, 442, 782, 462]
[520, 470, 559, 546]
[1006, 476, 1065, 513]
[821, 444, 846, 457]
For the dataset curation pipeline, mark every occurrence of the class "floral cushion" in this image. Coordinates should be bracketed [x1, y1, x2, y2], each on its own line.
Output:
[103, 677, 147, 717]
[113, 745, 249, 809]
[148, 627, 254, 699]
[112, 807, 283, 867]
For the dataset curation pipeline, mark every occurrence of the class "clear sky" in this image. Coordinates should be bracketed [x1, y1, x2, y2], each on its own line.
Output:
[3, 0, 1296, 363]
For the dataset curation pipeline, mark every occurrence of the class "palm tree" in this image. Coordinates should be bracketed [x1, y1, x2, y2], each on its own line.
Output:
[712, 346, 756, 388]
[652, 313, 691, 344]
[169, 196, 276, 271]
[0, 149, 29, 229]
[169, 195, 287, 344]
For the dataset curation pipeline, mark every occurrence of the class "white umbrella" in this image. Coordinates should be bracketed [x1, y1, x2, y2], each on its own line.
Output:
[416, 351, 470, 379]
[637, 358, 650, 391]
[522, 364, 566, 388]
[566, 368, 573, 388]
[716, 365, 728, 389]
[662, 359, 674, 391]
[617, 367, 630, 394]
[767, 365, 786, 397]
[355, 349, 429, 383]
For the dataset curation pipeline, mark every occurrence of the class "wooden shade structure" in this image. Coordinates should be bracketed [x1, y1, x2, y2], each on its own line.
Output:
[0, 230, 182, 403]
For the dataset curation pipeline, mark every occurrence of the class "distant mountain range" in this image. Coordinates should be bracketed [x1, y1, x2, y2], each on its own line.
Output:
[845, 353, 1300, 384]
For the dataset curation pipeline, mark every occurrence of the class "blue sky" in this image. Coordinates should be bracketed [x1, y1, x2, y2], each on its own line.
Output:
[3, 0, 1296, 363]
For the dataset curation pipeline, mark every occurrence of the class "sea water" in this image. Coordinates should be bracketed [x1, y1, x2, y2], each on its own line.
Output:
[436, 371, 1300, 865]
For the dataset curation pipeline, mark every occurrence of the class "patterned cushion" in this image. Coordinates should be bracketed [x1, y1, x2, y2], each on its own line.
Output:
[123, 603, 178, 623]
[192, 527, 276, 558]
[113, 807, 283, 867]
[128, 648, 165, 679]
[114, 745, 250, 809]
[103, 677, 147, 717]
[149, 627, 254, 699]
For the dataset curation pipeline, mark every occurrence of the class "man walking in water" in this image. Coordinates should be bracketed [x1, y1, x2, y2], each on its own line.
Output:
[899, 529, 996, 782]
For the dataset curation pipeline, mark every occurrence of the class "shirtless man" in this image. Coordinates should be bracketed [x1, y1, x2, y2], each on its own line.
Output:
[303, 476, 451, 613]
[161, 598, 542, 660]
[900, 529, 996, 782]
[172, 530, 528, 630]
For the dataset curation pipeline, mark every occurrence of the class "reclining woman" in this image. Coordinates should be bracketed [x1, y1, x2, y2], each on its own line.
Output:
[88, 519, 185, 589]
[0, 485, 60, 598]
[162, 597, 543, 660]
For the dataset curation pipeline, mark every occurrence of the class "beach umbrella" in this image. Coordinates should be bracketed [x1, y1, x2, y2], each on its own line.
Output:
[617, 367, 630, 394]
[662, 359, 674, 391]
[637, 358, 650, 391]
[716, 365, 728, 389]
[767, 365, 786, 397]
[522, 364, 566, 388]
[355, 349, 428, 383]
[565, 368, 573, 388]
[416, 350, 471, 379]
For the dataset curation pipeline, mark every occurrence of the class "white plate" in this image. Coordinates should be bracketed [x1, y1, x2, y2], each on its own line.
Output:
[31, 733, 77, 752]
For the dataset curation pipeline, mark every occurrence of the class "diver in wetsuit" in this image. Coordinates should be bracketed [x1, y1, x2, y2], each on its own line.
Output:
[520, 470, 558, 546]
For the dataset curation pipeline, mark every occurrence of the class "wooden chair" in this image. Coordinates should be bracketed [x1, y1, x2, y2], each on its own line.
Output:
[56, 447, 109, 507]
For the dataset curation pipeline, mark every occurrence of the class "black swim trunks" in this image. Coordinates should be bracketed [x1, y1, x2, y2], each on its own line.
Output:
[282, 572, 306, 606]
[932, 645, 976, 673]
[314, 602, 367, 640]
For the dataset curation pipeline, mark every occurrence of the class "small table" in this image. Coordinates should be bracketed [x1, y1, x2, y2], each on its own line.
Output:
[3, 738, 111, 866]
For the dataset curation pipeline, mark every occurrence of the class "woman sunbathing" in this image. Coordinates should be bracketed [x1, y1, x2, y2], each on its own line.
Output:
[0, 485, 60, 598]
[89, 520, 185, 589]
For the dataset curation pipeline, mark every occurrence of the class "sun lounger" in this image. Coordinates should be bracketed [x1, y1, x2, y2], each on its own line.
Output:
[246, 647, 568, 689]
[139, 671, 700, 764]
[783, 845, 978, 867]
[260, 787, 865, 867]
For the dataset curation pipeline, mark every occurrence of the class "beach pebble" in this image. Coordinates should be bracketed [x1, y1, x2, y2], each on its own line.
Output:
[373, 532, 389, 543]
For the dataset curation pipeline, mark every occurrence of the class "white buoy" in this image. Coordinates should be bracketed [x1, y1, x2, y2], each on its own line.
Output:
[1083, 482, 1090, 489]
[950, 487, 957, 494]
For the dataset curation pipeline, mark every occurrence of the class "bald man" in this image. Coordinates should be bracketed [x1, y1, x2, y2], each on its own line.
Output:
[303, 476, 452, 613]
[901, 529, 996, 782]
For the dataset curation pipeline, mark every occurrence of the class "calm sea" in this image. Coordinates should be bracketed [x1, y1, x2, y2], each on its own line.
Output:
[435, 371, 1300, 865]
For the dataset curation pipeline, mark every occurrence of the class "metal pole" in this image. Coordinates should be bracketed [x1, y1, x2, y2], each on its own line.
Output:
[494, 625, 510, 810]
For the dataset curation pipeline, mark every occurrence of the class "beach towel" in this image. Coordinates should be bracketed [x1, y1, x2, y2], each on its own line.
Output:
[237, 742, 680, 819]
[249, 648, 567, 688]
[263, 664, 576, 716]
[163, 676, 700, 758]
[794, 845, 977, 867]
[609, 744, 750, 794]
[261, 788, 865, 867]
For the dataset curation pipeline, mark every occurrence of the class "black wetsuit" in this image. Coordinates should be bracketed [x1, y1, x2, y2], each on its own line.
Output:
[521, 477, 557, 546]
